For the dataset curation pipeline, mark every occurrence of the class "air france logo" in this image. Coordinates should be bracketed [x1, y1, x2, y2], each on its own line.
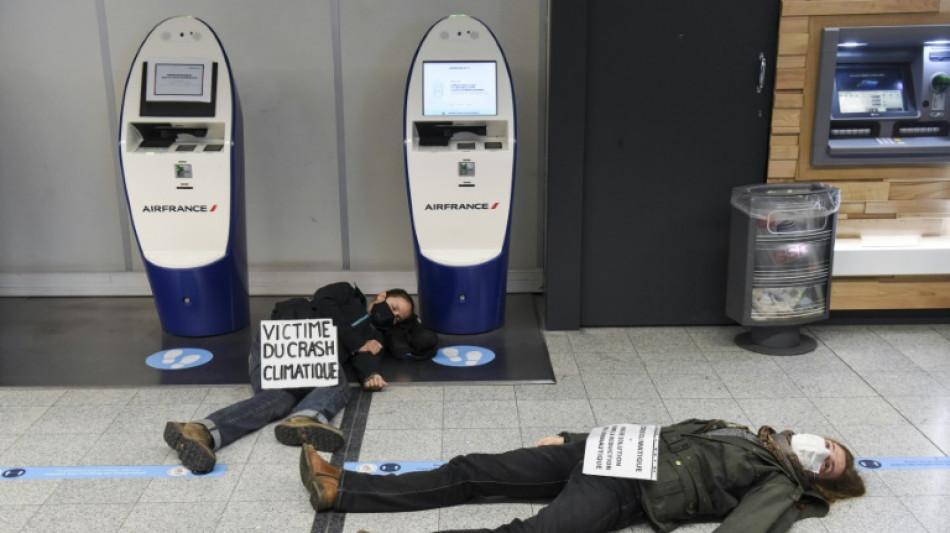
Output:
[424, 203, 499, 211]
[142, 204, 217, 213]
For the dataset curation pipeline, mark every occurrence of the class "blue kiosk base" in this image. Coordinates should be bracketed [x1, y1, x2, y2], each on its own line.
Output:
[417, 253, 507, 335]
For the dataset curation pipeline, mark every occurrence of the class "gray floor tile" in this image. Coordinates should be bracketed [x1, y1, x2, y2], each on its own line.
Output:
[686, 326, 746, 352]
[833, 346, 924, 373]
[358, 429, 442, 462]
[542, 330, 572, 353]
[214, 499, 315, 532]
[589, 397, 673, 426]
[736, 397, 835, 433]
[200, 384, 255, 405]
[651, 373, 732, 399]
[898, 495, 950, 533]
[55, 388, 137, 406]
[0, 478, 61, 505]
[365, 400, 442, 430]
[786, 371, 878, 398]
[566, 328, 635, 353]
[0, 504, 39, 532]
[547, 350, 580, 376]
[835, 423, 944, 457]
[663, 398, 751, 427]
[46, 478, 150, 505]
[819, 496, 927, 532]
[81, 431, 172, 466]
[372, 385, 446, 406]
[916, 423, 950, 455]
[0, 389, 65, 408]
[342, 509, 440, 533]
[443, 399, 521, 429]
[704, 350, 782, 374]
[770, 346, 853, 374]
[29, 404, 123, 435]
[807, 325, 887, 350]
[860, 371, 950, 397]
[23, 503, 132, 533]
[580, 373, 660, 399]
[442, 428, 523, 459]
[877, 470, 950, 497]
[0, 406, 51, 434]
[515, 375, 587, 401]
[445, 384, 515, 402]
[639, 351, 713, 375]
[718, 370, 805, 398]
[138, 463, 245, 503]
[439, 503, 534, 530]
[1, 432, 99, 467]
[811, 397, 906, 426]
[518, 399, 596, 429]
[106, 403, 206, 434]
[574, 351, 645, 375]
[229, 462, 309, 503]
[626, 327, 701, 354]
[120, 501, 227, 532]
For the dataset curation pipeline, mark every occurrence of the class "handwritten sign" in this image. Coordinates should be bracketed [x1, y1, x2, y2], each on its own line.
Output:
[259, 319, 339, 389]
[583, 424, 660, 480]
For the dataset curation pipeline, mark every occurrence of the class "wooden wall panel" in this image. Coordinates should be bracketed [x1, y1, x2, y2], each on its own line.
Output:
[771, 2, 950, 310]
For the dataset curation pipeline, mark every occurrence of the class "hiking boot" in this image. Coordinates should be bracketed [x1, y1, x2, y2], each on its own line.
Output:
[300, 443, 341, 512]
[164, 421, 216, 474]
[274, 416, 345, 452]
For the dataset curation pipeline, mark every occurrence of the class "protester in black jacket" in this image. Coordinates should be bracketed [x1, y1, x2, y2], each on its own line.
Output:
[300, 419, 866, 533]
[163, 282, 413, 473]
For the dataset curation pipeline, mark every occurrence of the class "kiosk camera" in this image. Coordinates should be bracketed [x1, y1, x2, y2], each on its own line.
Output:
[119, 16, 249, 337]
[813, 24, 950, 165]
[404, 15, 517, 335]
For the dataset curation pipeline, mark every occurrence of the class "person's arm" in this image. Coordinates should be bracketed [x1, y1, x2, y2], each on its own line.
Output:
[712, 475, 803, 533]
[312, 282, 369, 355]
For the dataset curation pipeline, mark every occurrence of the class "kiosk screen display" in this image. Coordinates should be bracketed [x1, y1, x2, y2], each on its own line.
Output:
[140, 60, 217, 117]
[833, 65, 914, 117]
[423, 61, 497, 116]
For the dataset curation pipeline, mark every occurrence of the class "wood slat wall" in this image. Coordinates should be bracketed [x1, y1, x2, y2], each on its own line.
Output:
[770, 0, 950, 310]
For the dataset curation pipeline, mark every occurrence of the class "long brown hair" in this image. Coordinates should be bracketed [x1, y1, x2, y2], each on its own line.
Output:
[810, 439, 866, 503]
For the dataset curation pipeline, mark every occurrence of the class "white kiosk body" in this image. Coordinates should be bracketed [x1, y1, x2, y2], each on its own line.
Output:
[404, 14, 517, 334]
[119, 16, 249, 337]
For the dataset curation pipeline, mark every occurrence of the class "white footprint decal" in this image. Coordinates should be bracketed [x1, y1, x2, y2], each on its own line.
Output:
[171, 354, 202, 369]
[162, 349, 184, 365]
[465, 350, 483, 366]
[443, 347, 462, 363]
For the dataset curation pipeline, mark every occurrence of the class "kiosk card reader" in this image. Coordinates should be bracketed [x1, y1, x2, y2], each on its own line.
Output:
[119, 16, 249, 337]
[404, 15, 516, 334]
[813, 24, 950, 165]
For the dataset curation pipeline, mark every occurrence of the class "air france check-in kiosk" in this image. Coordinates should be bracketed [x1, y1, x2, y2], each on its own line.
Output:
[813, 24, 950, 165]
[119, 16, 249, 337]
[404, 15, 516, 334]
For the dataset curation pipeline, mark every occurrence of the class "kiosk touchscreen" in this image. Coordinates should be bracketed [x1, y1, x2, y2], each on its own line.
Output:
[404, 15, 516, 334]
[813, 24, 950, 165]
[119, 16, 249, 337]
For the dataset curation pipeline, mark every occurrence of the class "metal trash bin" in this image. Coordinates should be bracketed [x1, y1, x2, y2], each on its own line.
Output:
[725, 183, 841, 355]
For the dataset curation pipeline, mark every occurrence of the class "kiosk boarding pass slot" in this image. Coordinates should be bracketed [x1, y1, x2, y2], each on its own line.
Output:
[813, 24, 950, 165]
[127, 122, 225, 152]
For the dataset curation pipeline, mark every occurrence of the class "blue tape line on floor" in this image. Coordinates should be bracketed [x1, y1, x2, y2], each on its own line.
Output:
[1, 464, 227, 480]
[344, 461, 445, 475]
[856, 457, 950, 470]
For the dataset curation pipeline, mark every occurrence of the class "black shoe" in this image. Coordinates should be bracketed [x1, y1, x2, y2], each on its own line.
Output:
[164, 421, 216, 474]
[274, 416, 345, 452]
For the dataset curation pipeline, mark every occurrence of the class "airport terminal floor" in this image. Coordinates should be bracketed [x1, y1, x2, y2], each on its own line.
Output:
[1, 295, 949, 532]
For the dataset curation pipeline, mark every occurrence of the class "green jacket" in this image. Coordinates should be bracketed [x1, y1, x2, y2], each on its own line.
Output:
[565, 419, 829, 533]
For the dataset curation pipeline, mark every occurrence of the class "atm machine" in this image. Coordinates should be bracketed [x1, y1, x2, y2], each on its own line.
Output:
[119, 16, 249, 337]
[404, 15, 517, 334]
[813, 24, 950, 165]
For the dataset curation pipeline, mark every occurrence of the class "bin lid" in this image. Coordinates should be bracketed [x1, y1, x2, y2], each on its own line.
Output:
[731, 183, 841, 218]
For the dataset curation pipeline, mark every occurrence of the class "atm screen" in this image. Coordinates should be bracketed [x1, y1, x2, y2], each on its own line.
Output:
[833, 65, 915, 117]
[422, 61, 497, 116]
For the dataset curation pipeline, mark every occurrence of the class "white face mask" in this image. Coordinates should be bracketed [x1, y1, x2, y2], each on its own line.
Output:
[790, 433, 830, 474]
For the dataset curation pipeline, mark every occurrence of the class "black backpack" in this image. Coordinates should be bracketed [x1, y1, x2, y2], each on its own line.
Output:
[384, 314, 439, 360]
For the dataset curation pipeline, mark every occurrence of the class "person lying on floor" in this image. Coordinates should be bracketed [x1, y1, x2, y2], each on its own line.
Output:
[299, 418, 866, 533]
[164, 282, 414, 473]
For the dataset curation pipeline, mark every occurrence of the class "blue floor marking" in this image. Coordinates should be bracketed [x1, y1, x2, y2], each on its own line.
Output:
[1, 464, 227, 480]
[857, 457, 950, 470]
[344, 461, 445, 475]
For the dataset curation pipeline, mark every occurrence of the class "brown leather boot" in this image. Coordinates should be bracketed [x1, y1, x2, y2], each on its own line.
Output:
[163, 421, 216, 474]
[299, 443, 341, 512]
[275, 416, 345, 452]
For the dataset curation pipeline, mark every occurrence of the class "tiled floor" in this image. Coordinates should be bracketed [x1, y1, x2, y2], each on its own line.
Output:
[2, 323, 949, 532]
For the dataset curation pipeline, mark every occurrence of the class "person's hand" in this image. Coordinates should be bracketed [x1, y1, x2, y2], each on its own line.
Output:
[363, 373, 387, 392]
[535, 435, 564, 447]
[359, 339, 383, 355]
[373, 291, 387, 305]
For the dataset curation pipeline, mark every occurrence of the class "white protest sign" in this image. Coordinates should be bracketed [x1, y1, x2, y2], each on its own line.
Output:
[259, 319, 339, 389]
[583, 424, 660, 480]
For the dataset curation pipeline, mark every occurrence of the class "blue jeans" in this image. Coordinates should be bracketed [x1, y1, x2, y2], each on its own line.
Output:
[196, 334, 351, 449]
[335, 441, 645, 532]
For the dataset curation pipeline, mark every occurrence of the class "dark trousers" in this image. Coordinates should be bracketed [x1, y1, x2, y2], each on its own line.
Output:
[336, 441, 645, 532]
